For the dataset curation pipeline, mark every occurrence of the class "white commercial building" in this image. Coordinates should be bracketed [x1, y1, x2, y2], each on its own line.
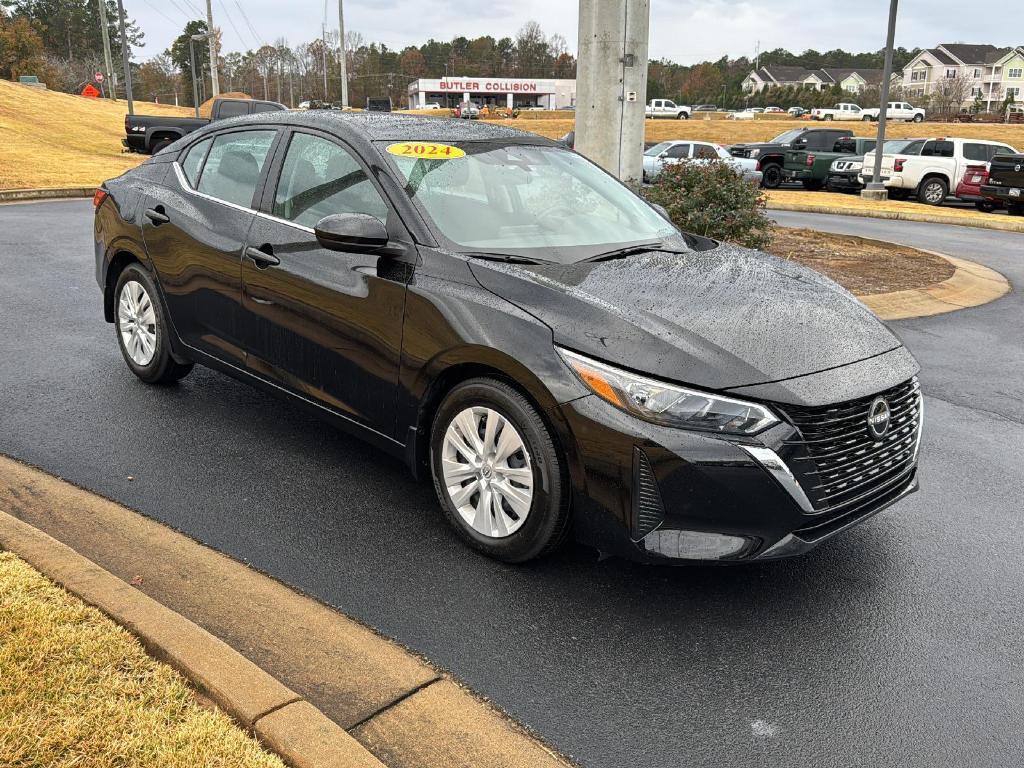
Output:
[407, 77, 577, 110]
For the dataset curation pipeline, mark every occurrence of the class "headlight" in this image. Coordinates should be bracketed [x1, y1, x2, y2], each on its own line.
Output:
[747, 148, 761, 158]
[850, 162, 863, 171]
[558, 348, 779, 435]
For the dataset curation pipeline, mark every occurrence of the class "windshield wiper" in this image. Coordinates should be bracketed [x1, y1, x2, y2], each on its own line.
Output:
[582, 242, 687, 263]
[462, 251, 543, 265]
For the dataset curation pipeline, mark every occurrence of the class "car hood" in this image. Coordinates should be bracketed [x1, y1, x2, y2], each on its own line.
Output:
[469, 244, 903, 392]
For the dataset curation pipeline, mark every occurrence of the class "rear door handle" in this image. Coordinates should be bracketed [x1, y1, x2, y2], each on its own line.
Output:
[244, 245, 280, 268]
[144, 207, 169, 225]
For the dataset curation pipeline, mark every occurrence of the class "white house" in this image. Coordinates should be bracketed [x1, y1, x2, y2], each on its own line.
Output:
[742, 66, 885, 95]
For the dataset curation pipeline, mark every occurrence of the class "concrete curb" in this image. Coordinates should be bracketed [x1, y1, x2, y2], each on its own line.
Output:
[0, 509, 386, 768]
[0, 187, 95, 202]
[861, 251, 1011, 320]
[767, 200, 1024, 233]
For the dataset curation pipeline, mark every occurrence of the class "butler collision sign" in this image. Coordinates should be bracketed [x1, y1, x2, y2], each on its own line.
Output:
[407, 77, 576, 109]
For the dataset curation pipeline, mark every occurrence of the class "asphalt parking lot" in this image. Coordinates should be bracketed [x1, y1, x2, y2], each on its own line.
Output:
[1, 200, 1023, 767]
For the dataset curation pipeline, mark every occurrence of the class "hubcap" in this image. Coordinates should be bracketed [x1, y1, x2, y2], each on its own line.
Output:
[441, 407, 534, 538]
[925, 183, 943, 203]
[117, 279, 157, 366]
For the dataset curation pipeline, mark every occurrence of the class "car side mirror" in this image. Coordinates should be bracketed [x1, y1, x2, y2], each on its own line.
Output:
[314, 213, 388, 253]
[651, 203, 671, 221]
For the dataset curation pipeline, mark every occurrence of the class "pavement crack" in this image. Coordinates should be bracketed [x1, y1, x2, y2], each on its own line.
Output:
[345, 675, 443, 732]
[251, 694, 303, 726]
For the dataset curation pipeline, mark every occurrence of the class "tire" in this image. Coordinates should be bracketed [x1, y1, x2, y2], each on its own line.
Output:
[114, 263, 193, 385]
[802, 179, 825, 191]
[429, 378, 570, 563]
[913, 114, 924, 123]
[824, 115, 833, 121]
[975, 201, 997, 213]
[760, 163, 784, 189]
[862, 115, 872, 121]
[149, 139, 173, 155]
[917, 177, 948, 206]
[677, 112, 689, 120]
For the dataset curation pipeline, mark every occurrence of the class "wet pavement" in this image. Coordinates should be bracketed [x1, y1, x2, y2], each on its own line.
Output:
[2, 200, 1023, 767]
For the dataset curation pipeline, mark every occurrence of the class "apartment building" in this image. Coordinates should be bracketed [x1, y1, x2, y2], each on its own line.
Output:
[902, 44, 1024, 110]
[742, 65, 884, 94]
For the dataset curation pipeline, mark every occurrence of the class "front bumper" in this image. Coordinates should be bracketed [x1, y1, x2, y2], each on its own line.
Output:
[558, 384, 922, 564]
[827, 172, 864, 190]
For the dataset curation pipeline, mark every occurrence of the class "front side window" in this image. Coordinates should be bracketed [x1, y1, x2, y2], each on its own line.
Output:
[273, 132, 389, 228]
[180, 138, 212, 188]
[197, 130, 276, 208]
[644, 141, 672, 157]
[385, 141, 677, 263]
[664, 144, 690, 159]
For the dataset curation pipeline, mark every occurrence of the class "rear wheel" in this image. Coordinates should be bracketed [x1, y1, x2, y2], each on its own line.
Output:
[149, 139, 173, 154]
[824, 115, 834, 121]
[760, 163, 784, 189]
[114, 264, 193, 385]
[430, 378, 570, 563]
[917, 177, 948, 206]
[975, 201, 998, 213]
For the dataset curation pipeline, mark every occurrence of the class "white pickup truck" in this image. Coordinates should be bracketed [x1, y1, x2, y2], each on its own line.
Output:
[645, 99, 691, 120]
[810, 103, 864, 121]
[860, 137, 1019, 205]
[860, 101, 926, 122]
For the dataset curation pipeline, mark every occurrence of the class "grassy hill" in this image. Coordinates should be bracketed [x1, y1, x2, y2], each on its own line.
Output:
[0, 80, 190, 189]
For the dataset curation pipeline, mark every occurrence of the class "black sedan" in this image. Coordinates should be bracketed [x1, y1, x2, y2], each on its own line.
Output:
[93, 111, 923, 563]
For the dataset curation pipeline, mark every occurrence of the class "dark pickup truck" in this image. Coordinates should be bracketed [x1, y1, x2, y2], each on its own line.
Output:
[123, 97, 286, 154]
[782, 136, 877, 191]
[981, 153, 1024, 215]
[729, 127, 854, 189]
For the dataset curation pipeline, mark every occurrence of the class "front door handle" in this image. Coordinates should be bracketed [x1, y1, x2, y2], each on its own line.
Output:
[244, 245, 280, 268]
[144, 207, 169, 225]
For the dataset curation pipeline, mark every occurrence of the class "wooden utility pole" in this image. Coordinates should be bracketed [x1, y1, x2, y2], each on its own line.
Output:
[96, 0, 117, 99]
[206, 0, 220, 96]
[115, 0, 134, 114]
[338, 0, 348, 107]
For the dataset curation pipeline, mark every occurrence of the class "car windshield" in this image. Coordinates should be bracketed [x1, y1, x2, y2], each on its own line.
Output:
[383, 140, 681, 264]
[644, 142, 672, 156]
[770, 129, 806, 145]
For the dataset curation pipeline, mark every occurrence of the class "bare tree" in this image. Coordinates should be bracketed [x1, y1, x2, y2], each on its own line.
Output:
[929, 74, 971, 119]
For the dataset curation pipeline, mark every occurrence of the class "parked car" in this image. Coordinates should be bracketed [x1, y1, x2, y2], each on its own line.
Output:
[92, 112, 922, 564]
[750, 107, 765, 114]
[860, 101, 926, 123]
[642, 140, 762, 184]
[956, 164, 999, 211]
[764, 106, 785, 113]
[729, 127, 854, 189]
[782, 136, 877, 191]
[123, 97, 286, 155]
[692, 104, 718, 112]
[645, 99, 691, 119]
[831, 138, 925, 193]
[811, 103, 864, 121]
[980, 152, 1024, 215]
[455, 102, 480, 119]
[788, 107, 807, 118]
[422, 102, 442, 110]
[860, 137, 1019, 205]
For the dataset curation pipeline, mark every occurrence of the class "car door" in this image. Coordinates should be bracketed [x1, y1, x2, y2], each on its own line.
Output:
[661, 143, 690, 169]
[142, 128, 279, 368]
[240, 128, 410, 436]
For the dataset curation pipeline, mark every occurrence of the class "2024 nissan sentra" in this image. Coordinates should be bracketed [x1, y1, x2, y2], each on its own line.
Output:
[93, 112, 923, 564]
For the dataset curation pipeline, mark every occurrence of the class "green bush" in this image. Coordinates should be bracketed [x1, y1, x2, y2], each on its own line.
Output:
[642, 160, 773, 250]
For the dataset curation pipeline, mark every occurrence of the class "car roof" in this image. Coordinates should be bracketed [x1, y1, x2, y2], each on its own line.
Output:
[203, 110, 551, 144]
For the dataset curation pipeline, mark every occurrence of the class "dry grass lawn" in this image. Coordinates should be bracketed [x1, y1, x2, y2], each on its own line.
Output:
[0, 552, 285, 768]
[0, 79, 190, 189]
[769, 227, 955, 295]
[765, 189, 1018, 227]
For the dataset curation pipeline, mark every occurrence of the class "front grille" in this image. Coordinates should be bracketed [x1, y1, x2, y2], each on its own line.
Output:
[777, 378, 921, 518]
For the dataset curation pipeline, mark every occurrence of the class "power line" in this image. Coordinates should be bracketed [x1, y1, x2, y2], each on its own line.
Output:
[137, 0, 186, 27]
[217, 0, 251, 51]
[233, 0, 267, 48]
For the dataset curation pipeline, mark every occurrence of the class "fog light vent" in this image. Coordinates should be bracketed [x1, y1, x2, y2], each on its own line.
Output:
[632, 448, 665, 539]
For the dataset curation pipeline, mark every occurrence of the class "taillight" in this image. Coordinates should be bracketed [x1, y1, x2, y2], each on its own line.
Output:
[755, 160, 762, 171]
[93, 188, 108, 209]
[124, 115, 130, 134]
[893, 158, 905, 172]
[806, 154, 815, 167]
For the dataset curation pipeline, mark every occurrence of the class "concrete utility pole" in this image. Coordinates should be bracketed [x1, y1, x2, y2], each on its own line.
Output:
[863, 0, 899, 201]
[206, 0, 220, 97]
[115, 0, 134, 114]
[190, 34, 207, 118]
[575, 0, 650, 186]
[338, 0, 349, 107]
[96, 0, 117, 99]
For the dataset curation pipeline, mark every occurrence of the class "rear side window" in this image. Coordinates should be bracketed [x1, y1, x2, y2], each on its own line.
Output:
[272, 132, 389, 228]
[693, 144, 718, 159]
[197, 130, 276, 208]
[922, 140, 954, 158]
[180, 138, 212, 188]
[251, 102, 281, 114]
[216, 100, 250, 118]
[963, 143, 989, 162]
[833, 138, 856, 153]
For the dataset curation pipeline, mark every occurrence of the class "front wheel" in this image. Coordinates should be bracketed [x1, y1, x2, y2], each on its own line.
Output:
[114, 264, 193, 385]
[677, 112, 689, 120]
[917, 177, 948, 206]
[760, 163, 784, 189]
[430, 379, 570, 563]
[913, 114, 924, 123]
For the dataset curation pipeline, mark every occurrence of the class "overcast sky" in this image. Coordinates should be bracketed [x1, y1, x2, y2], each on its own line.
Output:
[133, 0, 1023, 64]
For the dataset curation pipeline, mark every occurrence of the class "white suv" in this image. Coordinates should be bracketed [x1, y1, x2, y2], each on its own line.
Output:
[860, 137, 1019, 205]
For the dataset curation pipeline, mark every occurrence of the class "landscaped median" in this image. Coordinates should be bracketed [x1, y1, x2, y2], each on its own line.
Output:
[766, 190, 1024, 234]
[0, 455, 573, 768]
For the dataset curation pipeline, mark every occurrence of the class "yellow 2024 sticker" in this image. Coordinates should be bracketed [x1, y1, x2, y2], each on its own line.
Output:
[386, 142, 466, 159]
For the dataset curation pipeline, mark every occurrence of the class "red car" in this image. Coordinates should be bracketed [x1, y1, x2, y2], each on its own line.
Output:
[956, 164, 1000, 212]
